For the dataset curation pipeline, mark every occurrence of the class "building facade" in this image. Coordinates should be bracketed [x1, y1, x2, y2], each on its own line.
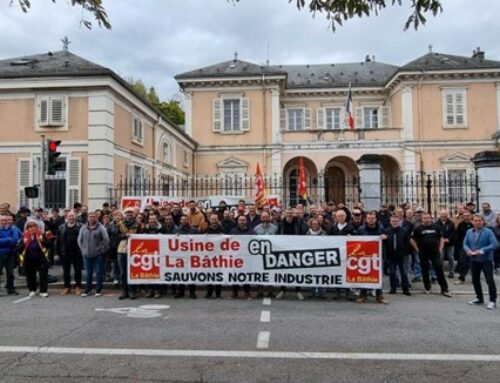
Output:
[176, 49, 500, 207]
[0, 51, 195, 210]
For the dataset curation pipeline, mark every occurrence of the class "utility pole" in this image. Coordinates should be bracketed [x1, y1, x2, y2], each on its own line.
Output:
[40, 134, 46, 208]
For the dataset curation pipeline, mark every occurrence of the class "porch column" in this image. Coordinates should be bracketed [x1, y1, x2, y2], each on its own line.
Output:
[472, 151, 500, 208]
[356, 154, 382, 211]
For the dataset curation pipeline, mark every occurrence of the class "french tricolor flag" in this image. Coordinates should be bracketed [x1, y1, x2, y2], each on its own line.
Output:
[346, 82, 354, 130]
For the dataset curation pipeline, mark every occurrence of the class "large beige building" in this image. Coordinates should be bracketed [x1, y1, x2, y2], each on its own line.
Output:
[176, 49, 500, 206]
[0, 50, 195, 210]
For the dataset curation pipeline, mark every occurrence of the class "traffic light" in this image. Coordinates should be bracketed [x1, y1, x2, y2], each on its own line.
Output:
[47, 139, 62, 175]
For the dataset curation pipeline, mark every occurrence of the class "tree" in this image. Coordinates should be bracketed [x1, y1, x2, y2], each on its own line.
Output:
[233, 0, 443, 31]
[128, 79, 185, 126]
[13, 0, 111, 29]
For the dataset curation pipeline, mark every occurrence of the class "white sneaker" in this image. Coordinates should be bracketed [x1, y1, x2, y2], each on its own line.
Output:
[95, 292, 103, 297]
[275, 291, 284, 300]
[486, 302, 496, 310]
[296, 292, 304, 301]
[468, 298, 483, 305]
[28, 291, 36, 297]
[40, 292, 49, 298]
[424, 289, 431, 295]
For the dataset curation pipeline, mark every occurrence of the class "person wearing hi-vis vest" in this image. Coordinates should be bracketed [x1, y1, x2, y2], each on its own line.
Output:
[19, 220, 50, 297]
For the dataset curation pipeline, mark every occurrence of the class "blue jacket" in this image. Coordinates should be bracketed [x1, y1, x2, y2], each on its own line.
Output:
[463, 227, 498, 263]
[0, 226, 22, 255]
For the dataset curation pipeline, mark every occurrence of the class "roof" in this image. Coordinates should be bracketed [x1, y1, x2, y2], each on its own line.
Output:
[0, 50, 112, 78]
[176, 52, 500, 89]
[272, 61, 398, 89]
[0, 51, 196, 145]
[175, 59, 287, 80]
[400, 52, 500, 72]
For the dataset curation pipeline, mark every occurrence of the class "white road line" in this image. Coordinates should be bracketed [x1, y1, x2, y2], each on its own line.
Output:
[0, 346, 500, 362]
[260, 310, 271, 323]
[262, 298, 271, 306]
[12, 296, 32, 304]
[256, 331, 270, 349]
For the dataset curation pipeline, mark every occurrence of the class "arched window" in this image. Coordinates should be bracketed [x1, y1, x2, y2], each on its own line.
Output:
[162, 141, 172, 164]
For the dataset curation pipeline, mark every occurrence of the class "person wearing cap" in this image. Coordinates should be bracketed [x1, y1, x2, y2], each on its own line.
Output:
[19, 220, 50, 297]
[116, 207, 142, 299]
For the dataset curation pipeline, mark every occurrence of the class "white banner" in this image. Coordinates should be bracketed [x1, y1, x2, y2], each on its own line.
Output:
[128, 235, 382, 288]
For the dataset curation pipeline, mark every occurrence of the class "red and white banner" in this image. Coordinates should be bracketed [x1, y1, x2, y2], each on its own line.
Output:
[128, 235, 382, 288]
[121, 195, 280, 211]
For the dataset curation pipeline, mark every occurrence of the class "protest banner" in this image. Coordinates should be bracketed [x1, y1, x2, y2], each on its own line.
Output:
[121, 195, 280, 211]
[128, 235, 382, 288]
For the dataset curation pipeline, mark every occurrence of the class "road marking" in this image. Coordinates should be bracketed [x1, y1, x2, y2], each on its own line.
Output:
[262, 298, 271, 305]
[1, 346, 500, 361]
[260, 310, 271, 323]
[13, 296, 32, 304]
[256, 331, 270, 349]
[95, 305, 170, 318]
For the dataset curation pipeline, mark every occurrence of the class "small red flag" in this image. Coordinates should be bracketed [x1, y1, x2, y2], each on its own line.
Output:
[254, 163, 266, 207]
[298, 157, 308, 199]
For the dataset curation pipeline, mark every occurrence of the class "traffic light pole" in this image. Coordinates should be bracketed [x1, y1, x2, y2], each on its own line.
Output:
[40, 134, 46, 209]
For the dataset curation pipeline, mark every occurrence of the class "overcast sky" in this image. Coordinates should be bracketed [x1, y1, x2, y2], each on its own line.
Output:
[1, 0, 499, 100]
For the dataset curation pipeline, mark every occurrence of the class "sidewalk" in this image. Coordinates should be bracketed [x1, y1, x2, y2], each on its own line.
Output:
[3, 264, 497, 296]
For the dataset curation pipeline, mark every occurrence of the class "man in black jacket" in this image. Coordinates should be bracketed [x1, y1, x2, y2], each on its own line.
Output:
[386, 216, 411, 296]
[229, 215, 253, 299]
[329, 210, 355, 236]
[435, 209, 456, 278]
[55, 211, 83, 296]
[454, 210, 473, 284]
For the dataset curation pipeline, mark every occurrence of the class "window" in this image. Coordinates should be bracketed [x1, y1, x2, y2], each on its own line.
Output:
[443, 88, 467, 127]
[213, 97, 250, 133]
[163, 142, 171, 163]
[223, 99, 241, 131]
[363, 107, 379, 129]
[132, 115, 143, 143]
[325, 107, 342, 130]
[37, 95, 66, 128]
[287, 109, 303, 130]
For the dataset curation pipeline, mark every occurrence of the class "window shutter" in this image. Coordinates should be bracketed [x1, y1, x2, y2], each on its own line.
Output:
[18, 158, 33, 209]
[317, 108, 325, 130]
[50, 96, 64, 125]
[66, 157, 81, 208]
[380, 106, 390, 128]
[355, 107, 363, 129]
[304, 108, 312, 129]
[213, 99, 222, 132]
[241, 97, 250, 131]
[39, 97, 49, 126]
[280, 108, 286, 131]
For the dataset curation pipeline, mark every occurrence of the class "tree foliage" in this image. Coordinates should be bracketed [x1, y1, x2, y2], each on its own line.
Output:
[13, 0, 111, 29]
[233, 0, 443, 31]
[128, 79, 185, 126]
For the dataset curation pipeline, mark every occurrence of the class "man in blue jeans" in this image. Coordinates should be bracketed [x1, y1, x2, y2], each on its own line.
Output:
[463, 214, 498, 310]
[77, 211, 109, 297]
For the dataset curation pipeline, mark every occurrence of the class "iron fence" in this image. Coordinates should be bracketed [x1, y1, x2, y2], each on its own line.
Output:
[110, 170, 479, 215]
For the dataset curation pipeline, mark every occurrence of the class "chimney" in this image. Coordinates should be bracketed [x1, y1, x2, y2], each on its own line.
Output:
[472, 47, 485, 60]
[365, 54, 371, 62]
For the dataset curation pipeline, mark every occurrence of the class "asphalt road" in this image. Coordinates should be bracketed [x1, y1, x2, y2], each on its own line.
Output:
[1, 271, 499, 383]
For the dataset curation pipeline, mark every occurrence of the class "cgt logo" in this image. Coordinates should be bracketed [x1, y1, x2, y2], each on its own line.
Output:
[345, 241, 381, 284]
[129, 239, 160, 279]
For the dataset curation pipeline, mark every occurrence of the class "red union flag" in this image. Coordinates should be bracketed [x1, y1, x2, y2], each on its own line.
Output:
[298, 157, 308, 200]
[254, 163, 266, 207]
[345, 240, 381, 284]
[345, 82, 354, 129]
[129, 238, 161, 280]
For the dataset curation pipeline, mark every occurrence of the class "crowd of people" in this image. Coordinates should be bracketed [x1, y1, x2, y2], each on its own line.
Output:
[0, 199, 498, 309]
